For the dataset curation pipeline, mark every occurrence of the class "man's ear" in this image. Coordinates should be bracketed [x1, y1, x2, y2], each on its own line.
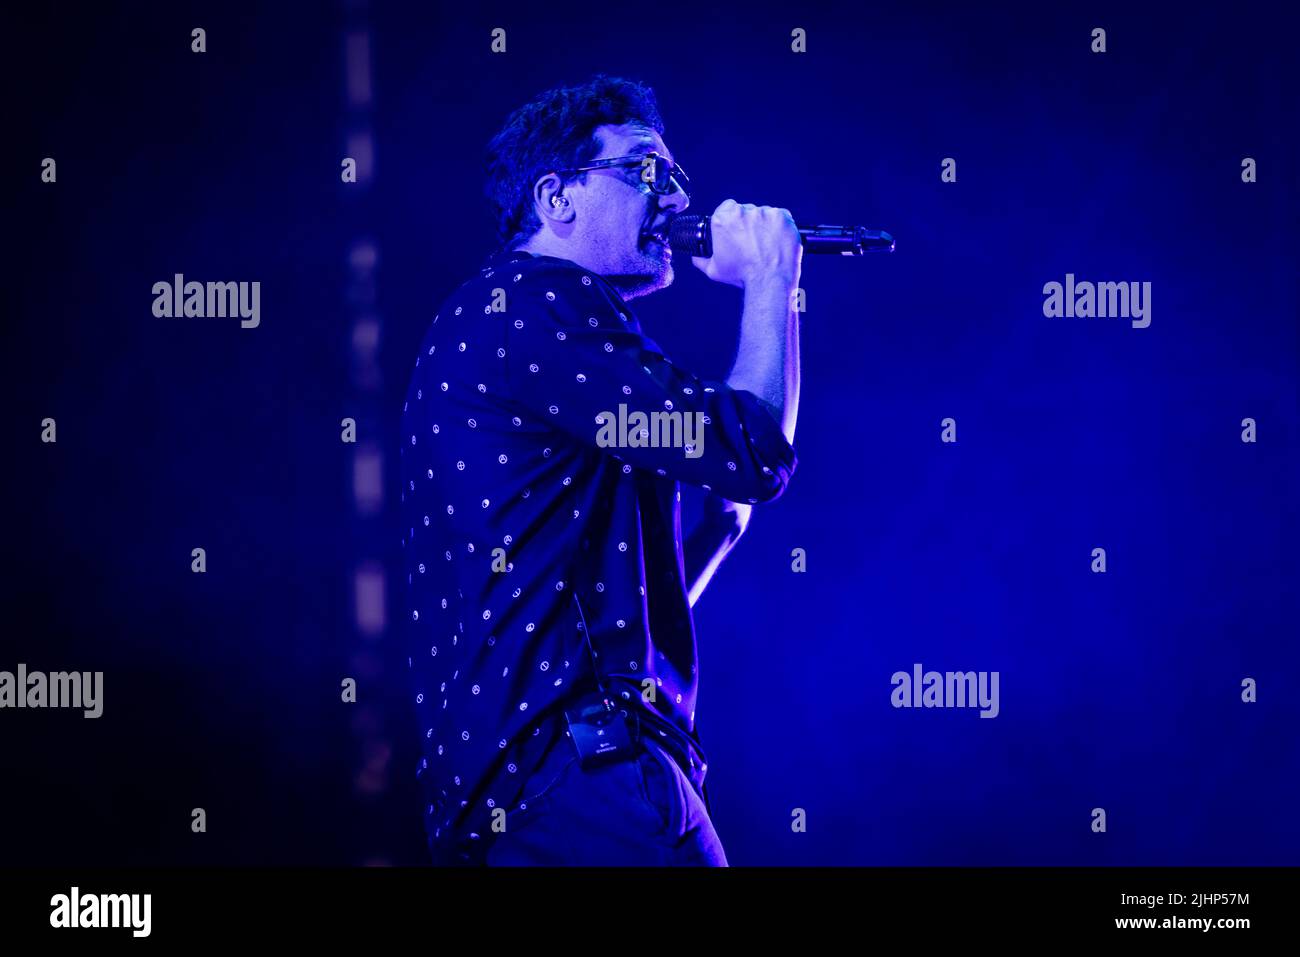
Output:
[533, 172, 575, 226]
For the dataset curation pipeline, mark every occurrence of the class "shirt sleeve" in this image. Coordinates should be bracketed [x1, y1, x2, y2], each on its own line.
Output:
[500, 259, 797, 504]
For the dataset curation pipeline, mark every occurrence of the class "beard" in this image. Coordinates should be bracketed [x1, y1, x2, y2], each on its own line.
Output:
[604, 232, 674, 300]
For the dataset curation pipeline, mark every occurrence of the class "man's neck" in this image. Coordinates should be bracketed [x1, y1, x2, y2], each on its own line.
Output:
[509, 237, 647, 300]
[515, 234, 586, 268]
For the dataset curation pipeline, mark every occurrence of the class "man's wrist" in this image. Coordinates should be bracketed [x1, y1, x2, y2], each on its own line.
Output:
[740, 272, 799, 298]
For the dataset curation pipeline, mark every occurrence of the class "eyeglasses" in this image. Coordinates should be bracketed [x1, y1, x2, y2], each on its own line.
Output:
[554, 151, 690, 202]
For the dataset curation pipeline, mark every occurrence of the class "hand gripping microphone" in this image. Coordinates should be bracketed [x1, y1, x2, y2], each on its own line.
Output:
[667, 213, 895, 257]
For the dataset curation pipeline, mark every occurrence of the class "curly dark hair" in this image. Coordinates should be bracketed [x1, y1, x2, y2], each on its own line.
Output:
[485, 74, 665, 247]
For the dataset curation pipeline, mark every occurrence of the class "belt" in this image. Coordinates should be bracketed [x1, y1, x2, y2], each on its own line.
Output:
[604, 700, 711, 810]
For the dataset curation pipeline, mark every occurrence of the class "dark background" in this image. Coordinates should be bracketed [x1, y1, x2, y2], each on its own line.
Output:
[6, 1, 1297, 865]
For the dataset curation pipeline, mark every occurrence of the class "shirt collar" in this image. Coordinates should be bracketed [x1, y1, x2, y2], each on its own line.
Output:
[481, 246, 590, 272]
[480, 247, 530, 269]
[478, 248, 629, 307]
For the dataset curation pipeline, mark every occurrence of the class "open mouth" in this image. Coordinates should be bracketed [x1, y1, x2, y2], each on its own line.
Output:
[641, 227, 672, 255]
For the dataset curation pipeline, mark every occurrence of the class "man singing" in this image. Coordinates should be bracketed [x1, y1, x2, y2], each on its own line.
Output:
[399, 74, 801, 866]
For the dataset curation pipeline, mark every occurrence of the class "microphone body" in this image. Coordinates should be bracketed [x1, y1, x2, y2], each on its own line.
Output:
[667, 213, 895, 257]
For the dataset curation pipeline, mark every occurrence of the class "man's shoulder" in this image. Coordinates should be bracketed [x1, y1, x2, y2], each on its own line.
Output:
[448, 249, 628, 319]
[435, 251, 576, 307]
[476, 249, 601, 288]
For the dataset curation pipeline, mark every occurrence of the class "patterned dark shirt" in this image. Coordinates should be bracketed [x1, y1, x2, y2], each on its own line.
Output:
[399, 247, 797, 864]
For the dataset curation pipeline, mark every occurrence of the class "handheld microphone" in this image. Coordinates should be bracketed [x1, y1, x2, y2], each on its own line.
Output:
[667, 213, 895, 257]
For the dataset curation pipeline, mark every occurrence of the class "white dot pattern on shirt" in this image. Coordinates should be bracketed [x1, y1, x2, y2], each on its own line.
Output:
[398, 250, 793, 852]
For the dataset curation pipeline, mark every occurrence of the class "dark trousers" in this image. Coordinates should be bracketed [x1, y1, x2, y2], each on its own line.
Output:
[485, 712, 729, 866]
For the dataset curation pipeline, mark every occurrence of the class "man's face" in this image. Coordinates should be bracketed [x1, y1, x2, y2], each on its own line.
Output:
[569, 123, 690, 299]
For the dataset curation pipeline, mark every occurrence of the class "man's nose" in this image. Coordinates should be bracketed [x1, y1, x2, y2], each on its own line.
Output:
[660, 184, 689, 215]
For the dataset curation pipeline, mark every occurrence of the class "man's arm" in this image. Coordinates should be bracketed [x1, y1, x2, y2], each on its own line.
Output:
[683, 494, 752, 608]
[501, 257, 798, 504]
[726, 275, 801, 446]
[681, 200, 802, 604]
[695, 199, 803, 447]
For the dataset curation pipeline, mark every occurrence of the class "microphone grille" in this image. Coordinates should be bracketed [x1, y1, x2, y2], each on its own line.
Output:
[666, 214, 712, 258]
